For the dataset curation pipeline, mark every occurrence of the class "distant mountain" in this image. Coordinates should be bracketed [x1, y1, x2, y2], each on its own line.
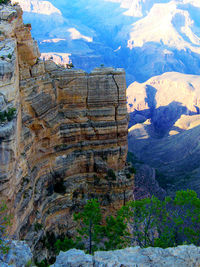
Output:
[127, 72, 200, 134]
[14, 0, 200, 84]
[127, 72, 200, 194]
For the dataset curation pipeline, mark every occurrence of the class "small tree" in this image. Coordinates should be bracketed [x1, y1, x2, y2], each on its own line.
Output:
[119, 197, 161, 247]
[0, 201, 12, 255]
[74, 199, 102, 254]
[119, 189, 200, 248]
[102, 214, 128, 250]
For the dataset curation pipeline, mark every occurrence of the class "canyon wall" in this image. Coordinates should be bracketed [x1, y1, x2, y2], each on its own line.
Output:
[0, 4, 133, 259]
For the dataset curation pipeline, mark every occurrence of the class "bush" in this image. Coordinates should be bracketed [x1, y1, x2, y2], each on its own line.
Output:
[0, 201, 12, 254]
[56, 199, 128, 255]
[0, 107, 16, 123]
[35, 259, 49, 267]
[0, 0, 11, 4]
[55, 238, 77, 254]
[7, 53, 12, 59]
[6, 107, 16, 121]
[119, 189, 200, 248]
[53, 190, 200, 260]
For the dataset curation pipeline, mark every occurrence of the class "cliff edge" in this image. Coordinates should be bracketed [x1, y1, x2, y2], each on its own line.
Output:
[0, 4, 133, 259]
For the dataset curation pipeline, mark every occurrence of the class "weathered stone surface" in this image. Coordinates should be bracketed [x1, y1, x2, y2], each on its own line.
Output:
[0, 240, 32, 267]
[0, 4, 132, 261]
[52, 249, 93, 267]
[51, 245, 200, 267]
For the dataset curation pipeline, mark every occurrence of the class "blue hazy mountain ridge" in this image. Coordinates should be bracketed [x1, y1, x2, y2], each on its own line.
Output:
[17, 0, 200, 85]
[127, 71, 200, 195]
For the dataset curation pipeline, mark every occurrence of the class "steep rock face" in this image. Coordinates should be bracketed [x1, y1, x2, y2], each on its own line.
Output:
[0, 4, 132, 259]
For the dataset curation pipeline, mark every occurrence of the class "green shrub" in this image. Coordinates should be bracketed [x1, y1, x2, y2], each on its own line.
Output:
[55, 238, 76, 254]
[7, 53, 12, 59]
[12, 2, 19, 6]
[6, 107, 16, 121]
[53, 190, 200, 261]
[55, 199, 127, 255]
[0, 107, 16, 123]
[35, 259, 49, 267]
[119, 189, 200, 248]
[0, 201, 12, 254]
[0, 0, 11, 4]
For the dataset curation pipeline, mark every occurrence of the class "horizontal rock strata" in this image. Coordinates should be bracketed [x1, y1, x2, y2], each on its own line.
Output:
[0, 4, 133, 260]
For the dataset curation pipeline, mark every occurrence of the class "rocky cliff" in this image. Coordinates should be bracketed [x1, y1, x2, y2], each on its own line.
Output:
[0, 4, 133, 260]
[14, 0, 200, 86]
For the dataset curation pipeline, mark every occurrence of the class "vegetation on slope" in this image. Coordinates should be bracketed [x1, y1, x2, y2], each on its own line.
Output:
[36, 189, 200, 266]
[0, 108, 16, 123]
[0, 201, 12, 255]
[0, 0, 11, 4]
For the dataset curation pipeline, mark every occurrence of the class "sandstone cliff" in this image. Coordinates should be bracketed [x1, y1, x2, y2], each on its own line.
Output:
[0, 4, 133, 260]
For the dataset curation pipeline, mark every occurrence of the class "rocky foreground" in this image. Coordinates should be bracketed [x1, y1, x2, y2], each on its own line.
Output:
[52, 246, 200, 267]
[2, 241, 200, 267]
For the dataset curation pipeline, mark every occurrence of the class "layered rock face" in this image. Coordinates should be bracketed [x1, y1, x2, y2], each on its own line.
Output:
[0, 4, 132, 259]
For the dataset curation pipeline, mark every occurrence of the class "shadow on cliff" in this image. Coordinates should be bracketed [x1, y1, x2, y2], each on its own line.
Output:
[129, 84, 196, 138]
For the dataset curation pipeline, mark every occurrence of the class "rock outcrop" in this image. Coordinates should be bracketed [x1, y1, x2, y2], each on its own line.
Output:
[0, 4, 133, 260]
[0, 240, 32, 267]
[133, 164, 166, 200]
[51, 246, 200, 267]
